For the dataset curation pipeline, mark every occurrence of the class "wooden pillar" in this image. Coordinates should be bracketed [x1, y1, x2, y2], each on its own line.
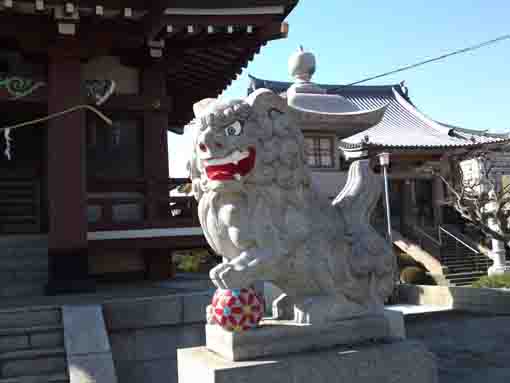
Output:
[141, 64, 174, 280]
[142, 64, 170, 220]
[400, 180, 414, 235]
[432, 176, 444, 227]
[46, 43, 91, 293]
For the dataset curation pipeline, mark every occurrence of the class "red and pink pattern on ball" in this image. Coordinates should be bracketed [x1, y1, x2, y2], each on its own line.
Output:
[209, 287, 265, 332]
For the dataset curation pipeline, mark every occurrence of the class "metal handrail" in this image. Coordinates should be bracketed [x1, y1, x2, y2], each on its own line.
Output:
[438, 225, 490, 274]
[438, 226, 480, 255]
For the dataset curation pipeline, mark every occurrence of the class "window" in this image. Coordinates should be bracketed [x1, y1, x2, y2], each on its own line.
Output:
[304, 136, 335, 169]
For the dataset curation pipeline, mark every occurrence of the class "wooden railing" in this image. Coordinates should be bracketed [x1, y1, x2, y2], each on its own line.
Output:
[87, 177, 200, 232]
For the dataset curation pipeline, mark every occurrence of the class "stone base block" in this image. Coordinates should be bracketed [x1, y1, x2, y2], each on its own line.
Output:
[206, 315, 392, 361]
[178, 339, 438, 383]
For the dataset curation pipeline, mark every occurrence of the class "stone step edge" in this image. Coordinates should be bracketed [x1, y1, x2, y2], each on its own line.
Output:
[0, 372, 68, 383]
[445, 271, 487, 277]
[0, 325, 62, 337]
[0, 347, 65, 361]
[0, 306, 60, 315]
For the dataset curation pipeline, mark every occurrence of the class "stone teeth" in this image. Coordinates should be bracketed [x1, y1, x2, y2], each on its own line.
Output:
[205, 150, 250, 166]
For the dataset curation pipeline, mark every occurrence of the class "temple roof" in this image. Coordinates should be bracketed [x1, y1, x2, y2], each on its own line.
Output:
[0, 1, 298, 123]
[249, 75, 510, 151]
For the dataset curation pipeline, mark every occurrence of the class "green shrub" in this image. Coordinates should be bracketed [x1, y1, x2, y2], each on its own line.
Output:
[174, 249, 220, 273]
[400, 266, 434, 285]
[472, 274, 510, 288]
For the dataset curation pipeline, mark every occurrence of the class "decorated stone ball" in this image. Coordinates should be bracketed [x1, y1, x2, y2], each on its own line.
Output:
[209, 287, 265, 332]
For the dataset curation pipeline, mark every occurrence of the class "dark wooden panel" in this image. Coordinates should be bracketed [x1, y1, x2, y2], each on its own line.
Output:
[88, 235, 208, 250]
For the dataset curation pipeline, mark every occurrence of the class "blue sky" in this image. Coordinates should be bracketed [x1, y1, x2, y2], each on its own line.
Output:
[169, 0, 510, 177]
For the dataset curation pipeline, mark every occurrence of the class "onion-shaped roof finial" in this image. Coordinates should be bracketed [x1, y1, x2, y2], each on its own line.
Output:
[288, 46, 316, 83]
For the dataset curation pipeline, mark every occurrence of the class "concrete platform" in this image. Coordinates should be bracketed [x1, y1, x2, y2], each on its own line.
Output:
[178, 339, 438, 383]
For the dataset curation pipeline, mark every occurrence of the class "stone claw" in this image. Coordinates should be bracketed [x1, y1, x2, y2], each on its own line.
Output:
[209, 263, 231, 289]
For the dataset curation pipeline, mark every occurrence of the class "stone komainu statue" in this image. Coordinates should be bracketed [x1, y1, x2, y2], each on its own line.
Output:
[189, 89, 394, 324]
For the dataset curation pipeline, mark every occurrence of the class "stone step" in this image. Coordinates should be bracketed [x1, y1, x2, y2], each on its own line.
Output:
[0, 326, 64, 353]
[0, 372, 68, 383]
[0, 348, 67, 378]
[0, 348, 65, 362]
[0, 325, 62, 337]
[441, 258, 491, 265]
[0, 282, 47, 299]
[0, 200, 35, 206]
[442, 266, 490, 273]
[0, 217, 37, 224]
[0, 252, 48, 272]
[444, 271, 487, 278]
[0, 308, 60, 329]
[0, 271, 48, 284]
[0, 236, 48, 249]
[446, 273, 486, 286]
[442, 260, 491, 267]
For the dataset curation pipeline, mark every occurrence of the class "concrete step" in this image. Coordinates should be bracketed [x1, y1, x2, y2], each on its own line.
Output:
[0, 372, 68, 383]
[442, 260, 491, 267]
[0, 347, 66, 361]
[441, 258, 492, 265]
[446, 272, 486, 286]
[0, 308, 60, 329]
[0, 348, 67, 378]
[445, 268, 489, 275]
[0, 236, 48, 249]
[0, 282, 46, 299]
[0, 326, 64, 353]
[0, 325, 62, 337]
[0, 256, 48, 273]
[445, 271, 487, 277]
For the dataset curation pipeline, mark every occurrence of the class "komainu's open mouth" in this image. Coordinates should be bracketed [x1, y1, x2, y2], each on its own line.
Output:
[203, 148, 256, 181]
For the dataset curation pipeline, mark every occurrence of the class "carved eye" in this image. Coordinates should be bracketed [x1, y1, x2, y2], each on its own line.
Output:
[224, 121, 243, 137]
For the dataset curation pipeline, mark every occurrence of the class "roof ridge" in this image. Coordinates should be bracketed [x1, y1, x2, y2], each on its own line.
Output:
[248, 74, 401, 94]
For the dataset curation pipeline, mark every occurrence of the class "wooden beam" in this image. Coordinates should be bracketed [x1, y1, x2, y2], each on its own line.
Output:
[0, 89, 173, 114]
[164, 21, 286, 50]
[160, 14, 278, 27]
[143, 0, 172, 41]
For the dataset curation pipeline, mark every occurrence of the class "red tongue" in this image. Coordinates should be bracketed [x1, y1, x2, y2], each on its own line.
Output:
[205, 148, 256, 181]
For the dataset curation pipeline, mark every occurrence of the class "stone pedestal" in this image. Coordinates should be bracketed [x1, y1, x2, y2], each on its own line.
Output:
[178, 340, 437, 383]
[206, 315, 391, 361]
[177, 314, 437, 383]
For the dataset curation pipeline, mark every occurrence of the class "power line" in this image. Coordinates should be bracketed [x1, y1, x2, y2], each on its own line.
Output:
[329, 33, 510, 91]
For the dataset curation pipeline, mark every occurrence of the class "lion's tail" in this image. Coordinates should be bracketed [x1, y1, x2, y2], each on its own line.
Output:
[332, 159, 394, 302]
[332, 159, 382, 227]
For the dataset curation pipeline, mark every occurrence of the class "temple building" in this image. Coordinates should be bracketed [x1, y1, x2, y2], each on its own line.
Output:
[0, 0, 298, 296]
[249, 48, 510, 285]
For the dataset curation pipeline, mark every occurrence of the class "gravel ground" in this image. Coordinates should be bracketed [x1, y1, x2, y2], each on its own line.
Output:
[406, 311, 510, 383]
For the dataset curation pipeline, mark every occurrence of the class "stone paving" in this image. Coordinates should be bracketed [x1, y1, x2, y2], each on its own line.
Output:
[406, 311, 510, 383]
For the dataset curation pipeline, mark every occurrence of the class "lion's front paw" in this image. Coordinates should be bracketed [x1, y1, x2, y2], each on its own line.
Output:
[218, 265, 251, 290]
[209, 263, 231, 289]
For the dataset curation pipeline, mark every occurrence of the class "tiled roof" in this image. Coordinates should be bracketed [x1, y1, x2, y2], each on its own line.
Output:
[249, 75, 510, 150]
